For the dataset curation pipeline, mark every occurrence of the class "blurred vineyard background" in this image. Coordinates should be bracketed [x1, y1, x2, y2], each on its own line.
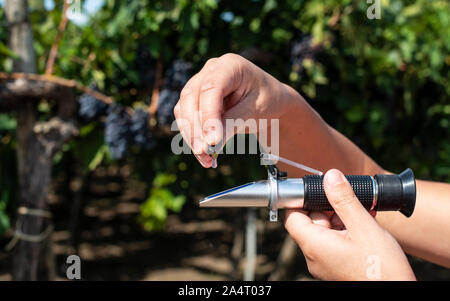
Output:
[0, 0, 449, 280]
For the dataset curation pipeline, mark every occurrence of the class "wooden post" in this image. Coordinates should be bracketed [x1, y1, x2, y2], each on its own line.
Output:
[244, 208, 257, 281]
[5, 0, 77, 280]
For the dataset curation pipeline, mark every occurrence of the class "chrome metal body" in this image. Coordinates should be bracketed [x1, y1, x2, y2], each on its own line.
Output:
[199, 178, 305, 222]
[199, 175, 378, 222]
[199, 181, 270, 208]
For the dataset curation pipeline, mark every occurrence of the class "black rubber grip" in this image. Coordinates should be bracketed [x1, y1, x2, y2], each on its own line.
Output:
[303, 175, 374, 211]
[302, 169, 416, 217]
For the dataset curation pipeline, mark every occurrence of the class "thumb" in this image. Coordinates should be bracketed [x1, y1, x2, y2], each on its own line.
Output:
[323, 169, 378, 237]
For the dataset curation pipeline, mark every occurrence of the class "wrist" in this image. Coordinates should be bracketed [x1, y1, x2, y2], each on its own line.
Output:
[277, 83, 328, 140]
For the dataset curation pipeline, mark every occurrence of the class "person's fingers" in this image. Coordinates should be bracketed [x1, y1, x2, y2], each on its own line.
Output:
[285, 209, 329, 248]
[176, 75, 212, 167]
[285, 209, 348, 257]
[330, 213, 345, 230]
[178, 88, 201, 152]
[198, 54, 244, 145]
[328, 210, 375, 231]
[309, 212, 332, 228]
[323, 169, 379, 237]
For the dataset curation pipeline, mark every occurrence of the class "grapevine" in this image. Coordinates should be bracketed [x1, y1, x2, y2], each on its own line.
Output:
[74, 59, 192, 159]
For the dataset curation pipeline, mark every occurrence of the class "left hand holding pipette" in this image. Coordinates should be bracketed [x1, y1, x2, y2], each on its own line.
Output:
[174, 53, 294, 168]
[284, 169, 416, 281]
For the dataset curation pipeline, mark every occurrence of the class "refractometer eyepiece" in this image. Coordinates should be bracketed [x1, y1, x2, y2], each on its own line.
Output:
[198, 168, 417, 221]
[374, 168, 416, 217]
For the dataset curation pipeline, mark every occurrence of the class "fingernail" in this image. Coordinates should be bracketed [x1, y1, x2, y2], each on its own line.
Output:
[325, 169, 345, 188]
[196, 154, 211, 168]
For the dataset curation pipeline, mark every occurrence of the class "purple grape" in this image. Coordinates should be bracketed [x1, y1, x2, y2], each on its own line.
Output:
[156, 60, 192, 126]
[105, 104, 131, 159]
[156, 89, 180, 126]
[130, 109, 156, 149]
[165, 60, 192, 90]
[78, 93, 109, 120]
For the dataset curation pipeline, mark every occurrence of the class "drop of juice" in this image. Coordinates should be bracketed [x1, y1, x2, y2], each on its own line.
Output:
[211, 156, 218, 169]
[208, 144, 219, 169]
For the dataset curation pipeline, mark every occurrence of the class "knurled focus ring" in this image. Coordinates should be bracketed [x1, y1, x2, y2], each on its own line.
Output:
[303, 175, 374, 211]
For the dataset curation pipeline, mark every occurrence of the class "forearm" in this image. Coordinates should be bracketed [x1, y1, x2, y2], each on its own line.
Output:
[274, 84, 384, 177]
[376, 180, 450, 267]
[275, 85, 450, 267]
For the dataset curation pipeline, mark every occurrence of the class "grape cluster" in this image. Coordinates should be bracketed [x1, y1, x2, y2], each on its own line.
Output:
[130, 109, 156, 150]
[135, 47, 156, 85]
[105, 105, 158, 159]
[164, 60, 192, 90]
[76, 59, 190, 159]
[290, 35, 315, 73]
[105, 104, 132, 159]
[78, 93, 109, 121]
[156, 89, 180, 126]
[156, 60, 192, 126]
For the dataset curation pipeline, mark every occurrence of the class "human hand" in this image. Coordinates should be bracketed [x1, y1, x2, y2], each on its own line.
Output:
[174, 53, 294, 167]
[285, 169, 416, 281]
